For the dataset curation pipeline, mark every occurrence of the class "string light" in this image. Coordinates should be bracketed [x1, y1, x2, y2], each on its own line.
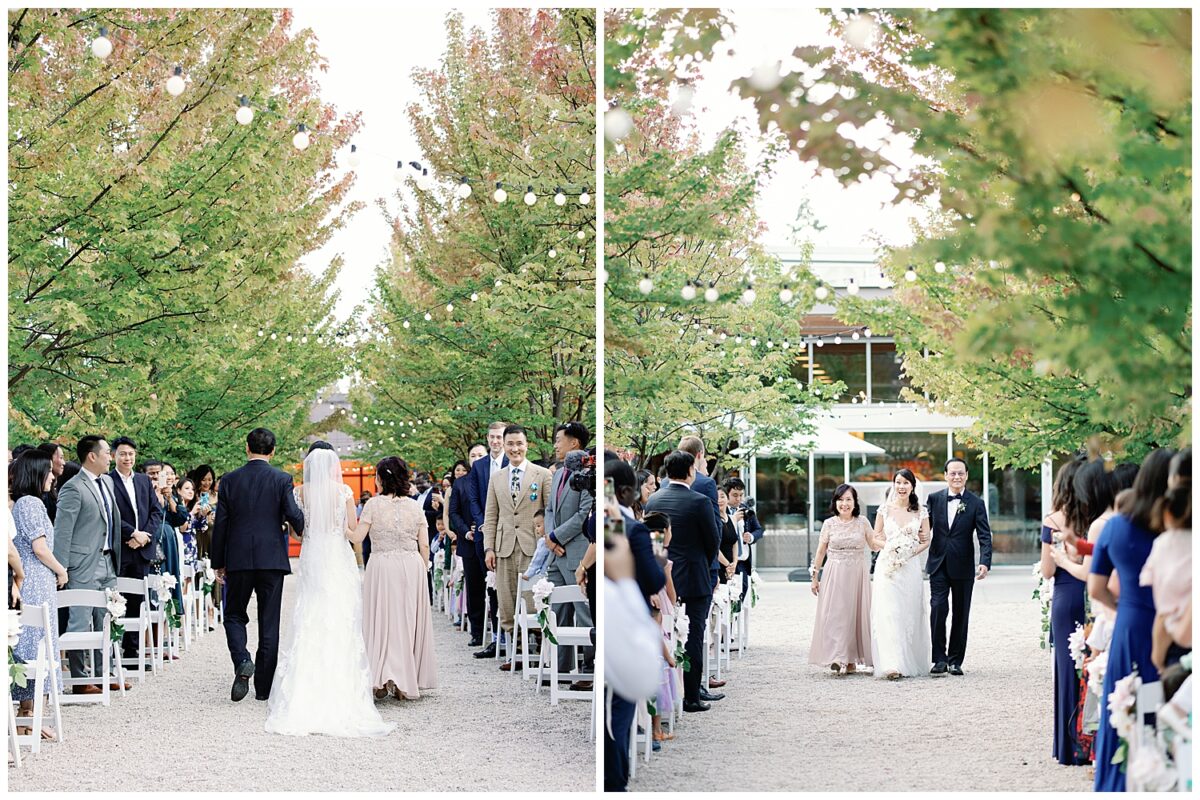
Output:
[456, 177, 472, 199]
[814, 284, 829, 301]
[742, 285, 757, 304]
[166, 65, 185, 96]
[638, 275, 654, 294]
[905, 266, 917, 282]
[523, 185, 537, 206]
[235, 96, 254, 125]
[470, 293, 479, 302]
[934, 261, 946, 273]
[292, 124, 310, 151]
[852, 330, 860, 340]
[779, 286, 794, 303]
[579, 190, 591, 205]
[91, 27, 113, 59]
[392, 160, 406, 183]
[704, 283, 719, 303]
[418, 168, 434, 192]
[846, 278, 859, 296]
[554, 188, 567, 206]
[348, 144, 361, 168]
[548, 248, 557, 258]
[681, 281, 697, 301]
[493, 182, 507, 203]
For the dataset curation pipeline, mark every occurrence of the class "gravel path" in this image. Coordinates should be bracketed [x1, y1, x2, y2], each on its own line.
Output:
[628, 571, 1093, 792]
[10, 569, 592, 791]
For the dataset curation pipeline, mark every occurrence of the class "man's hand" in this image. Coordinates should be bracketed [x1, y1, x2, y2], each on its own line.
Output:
[918, 528, 930, 544]
[549, 539, 566, 557]
[976, 564, 989, 581]
[485, 551, 496, 571]
[466, 531, 475, 542]
[55, 568, 68, 589]
[742, 531, 753, 544]
[215, 567, 226, 585]
[732, 509, 745, 525]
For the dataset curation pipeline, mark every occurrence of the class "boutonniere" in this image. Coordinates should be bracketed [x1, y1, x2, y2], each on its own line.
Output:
[954, 502, 967, 518]
[529, 482, 539, 502]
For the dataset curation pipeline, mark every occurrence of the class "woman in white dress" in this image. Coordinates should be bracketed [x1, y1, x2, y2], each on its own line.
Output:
[869, 469, 933, 680]
[264, 445, 395, 737]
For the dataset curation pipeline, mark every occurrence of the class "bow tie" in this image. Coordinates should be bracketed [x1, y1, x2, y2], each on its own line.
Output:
[947, 494, 964, 502]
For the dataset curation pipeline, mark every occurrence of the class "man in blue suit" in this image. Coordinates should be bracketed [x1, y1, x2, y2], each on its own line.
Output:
[108, 436, 164, 659]
[723, 476, 763, 602]
[644, 450, 722, 712]
[465, 422, 509, 658]
[678, 436, 723, 590]
[450, 443, 488, 646]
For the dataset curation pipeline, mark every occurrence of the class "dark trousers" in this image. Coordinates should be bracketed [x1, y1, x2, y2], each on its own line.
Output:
[679, 592, 711, 702]
[929, 563, 974, 666]
[461, 541, 486, 638]
[223, 570, 286, 699]
[119, 559, 148, 656]
[361, 534, 372, 566]
[605, 693, 636, 792]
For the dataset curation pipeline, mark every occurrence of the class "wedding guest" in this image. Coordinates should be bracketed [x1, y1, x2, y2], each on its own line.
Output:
[11, 449, 68, 736]
[677, 436, 723, 591]
[715, 488, 738, 584]
[1039, 457, 1088, 766]
[808, 484, 874, 674]
[60, 460, 81, 487]
[109, 436, 164, 659]
[8, 511, 24, 609]
[176, 478, 200, 569]
[450, 444, 487, 645]
[633, 469, 657, 520]
[723, 477, 762, 602]
[156, 462, 189, 611]
[189, 464, 217, 557]
[644, 511, 679, 744]
[1089, 448, 1174, 792]
[1142, 449, 1191, 671]
[36, 442, 66, 522]
[466, 425, 508, 658]
[355, 456, 438, 700]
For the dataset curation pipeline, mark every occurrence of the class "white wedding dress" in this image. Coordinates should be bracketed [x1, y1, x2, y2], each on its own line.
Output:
[870, 503, 933, 678]
[264, 449, 394, 737]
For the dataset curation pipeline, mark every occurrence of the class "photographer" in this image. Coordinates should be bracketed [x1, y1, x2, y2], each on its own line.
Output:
[723, 477, 762, 602]
[545, 421, 596, 689]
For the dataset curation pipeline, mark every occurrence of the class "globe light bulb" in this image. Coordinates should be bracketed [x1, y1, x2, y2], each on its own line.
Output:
[166, 66, 186, 97]
[493, 182, 507, 203]
[681, 282, 697, 301]
[424, 312, 432, 321]
[905, 267, 917, 282]
[347, 144, 361, 168]
[779, 286, 794, 303]
[457, 178, 472, 199]
[292, 124, 310, 151]
[402, 320, 410, 329]
[470, 292, 479, 302]
[418, 169, 434, 191]
[851, 331, 860, 341]
[270, 332, 277, 340]
[92, 28, 113, 59]
[846, 278, 859, 296]
[579, 190, 590, 205]
[446, 303, 454, 313]
[554, 188, 566, 206]
[864, 327, 872, 338]
[393, 160, 406, 183]
[816, 338, 824, 347]
[814, 284, 829, 301]
[638, 276, 653, 295]
[742, 286, 757, 304]
[523, 185, 537, 206]
[576, 230, 586, 240]
[235, 96, 254, 125]
[934, 261, 946, 273]
[704, 285, 719, 303]
[834, 335, 842, 345]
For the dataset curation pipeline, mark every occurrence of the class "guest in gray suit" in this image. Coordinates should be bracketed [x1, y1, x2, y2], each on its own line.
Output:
[545, 421, 596, 686]
[52, 435, 124, 694]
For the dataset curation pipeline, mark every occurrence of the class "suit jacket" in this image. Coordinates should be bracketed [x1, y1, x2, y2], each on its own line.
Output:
[52, 469, 122, 587]
[482, 461, 551, 559]
[108, 469, 164, 572]
[465, 454, 509, 546]
[546, 467, 595, 570]
[691, 474, 722, 583]
[211, 459, 305, 573]
[925, 488, 992, 580]
[644, 482, 720, 599]
[622, 510, 666, 607]
[448, 477, 473, 537]
[420, 489, 441, 548]
[735, 512, 764, 575]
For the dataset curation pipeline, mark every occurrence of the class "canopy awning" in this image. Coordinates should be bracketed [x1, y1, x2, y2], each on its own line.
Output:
[736, 422, 886, 457]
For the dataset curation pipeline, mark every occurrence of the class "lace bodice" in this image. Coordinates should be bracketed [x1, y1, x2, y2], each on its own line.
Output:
[819, 515, 872, 561]
[295, 483, 352, 539]
[880, 503, 927, 547]
[359, 495, 425, 555]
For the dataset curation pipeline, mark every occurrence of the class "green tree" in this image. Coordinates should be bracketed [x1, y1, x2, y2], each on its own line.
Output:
[733, 8, 1191, 464]
[8, 8, 359, 471]
[351, 9, 596, 470]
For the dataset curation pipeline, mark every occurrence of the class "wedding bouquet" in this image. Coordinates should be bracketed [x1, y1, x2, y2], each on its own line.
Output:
[531, 577, 558, 645]
[105, 587, 127, 641]
[674, 612, 689, 646]
[8, 609, 26, 689]
[155, 575, 182, 630]
[1068, 623, 1088, 672]
[878, 532, 918, 578]
[1107, 669, 1142, 768]
[1086, 648, 1109, 700]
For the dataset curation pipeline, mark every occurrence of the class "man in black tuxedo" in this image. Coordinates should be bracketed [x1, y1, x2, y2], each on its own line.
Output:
[644, 450, 722, 712]
[211, 428, 305, 702]
[450, 443, 488, 645]
[108, 436, 164, 658]
[925, 457, 993, 676]
[467, 422, 509, 658]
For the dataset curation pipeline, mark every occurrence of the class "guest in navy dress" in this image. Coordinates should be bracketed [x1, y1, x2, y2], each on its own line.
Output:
[1088, 448, 1174, 792]
[1039, 457, 1088, 766]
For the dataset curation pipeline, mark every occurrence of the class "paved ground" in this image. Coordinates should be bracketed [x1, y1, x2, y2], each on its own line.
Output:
[10, 567, 593, 791]
[628, 570, 1093, 792]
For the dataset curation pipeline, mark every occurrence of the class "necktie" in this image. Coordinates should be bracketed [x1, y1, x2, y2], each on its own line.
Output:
[511, 468, 521, 504]
[96, 478, 113, 551]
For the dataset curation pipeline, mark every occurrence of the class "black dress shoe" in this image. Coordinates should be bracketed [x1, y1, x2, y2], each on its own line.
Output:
[473, 642, 496, 658]
[468, 637, 483, 647]
[682, 699, 711, 713]
[948, 664, 964, 676]
[698, 688, 725, 702]
[930, 661, 948, 676]
[231, 659, 254, 702]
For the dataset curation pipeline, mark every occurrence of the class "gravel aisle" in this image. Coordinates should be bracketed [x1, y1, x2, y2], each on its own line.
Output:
[10, 569, 592, 791]
[628, 571, 1092, 792]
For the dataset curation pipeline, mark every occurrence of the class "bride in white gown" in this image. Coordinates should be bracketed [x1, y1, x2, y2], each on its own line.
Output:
[869, 469, 933, 680]
[264, 446, 395, 737]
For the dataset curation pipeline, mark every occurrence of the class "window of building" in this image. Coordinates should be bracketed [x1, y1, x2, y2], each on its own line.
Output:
[809, 342, 867, 400]
[853, 431, 949, 483]
[986, 462, 1043, 566]
[869, 340, 909, 402]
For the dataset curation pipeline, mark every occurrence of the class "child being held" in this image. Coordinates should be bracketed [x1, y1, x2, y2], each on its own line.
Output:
[522, 509, 551, 581]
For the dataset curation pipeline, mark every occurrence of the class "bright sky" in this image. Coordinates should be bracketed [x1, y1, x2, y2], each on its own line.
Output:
[290, 7, 495, 321]
[685, 8, 926, 252]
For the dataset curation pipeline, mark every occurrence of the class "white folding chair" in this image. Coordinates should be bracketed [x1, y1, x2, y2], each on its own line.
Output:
[144, 574, 173, 666]
[113, 577, 155, 681]
[514, 577, 543, 678]
[628, 697, 652, 776]
[179, 565, 196, 651]
[536, 585, 593, 705]
[12, 603, 64, 753]
[56, 589, 113, 706]
[7, 700, 19, 767]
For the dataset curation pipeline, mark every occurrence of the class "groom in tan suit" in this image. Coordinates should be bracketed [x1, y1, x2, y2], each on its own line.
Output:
[483, 424, 551, 659]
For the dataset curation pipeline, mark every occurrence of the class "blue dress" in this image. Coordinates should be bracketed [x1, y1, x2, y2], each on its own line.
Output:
[12, 496, 63, 699]
[1044, 528, 1088, 766]
[1090, 514, 1158, 792]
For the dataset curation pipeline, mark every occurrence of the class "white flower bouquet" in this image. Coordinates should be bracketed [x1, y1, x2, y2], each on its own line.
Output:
[485, 571, 497, 590]
[1108, 670, 1141, 738]
[8, 609, 27, 689]
[1128, 734, 1178, 791]
[878, 532, 918, 577]
[530, 577, 557, 644]
[7, 609, 21, 649]
[105, 587, 127, 641]
[674, 612, 690, 646]
[1067, 623, 1087, 672]
[1087, 648, 1109, 700]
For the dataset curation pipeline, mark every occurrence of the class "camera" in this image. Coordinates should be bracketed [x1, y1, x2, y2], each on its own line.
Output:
[737, 497, 757, 515]
[569, 452, 597, 496]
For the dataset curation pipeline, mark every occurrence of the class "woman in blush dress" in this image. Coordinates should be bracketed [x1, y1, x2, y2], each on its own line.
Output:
[354, 456, 439, 700]
[808, 484, 874, 674]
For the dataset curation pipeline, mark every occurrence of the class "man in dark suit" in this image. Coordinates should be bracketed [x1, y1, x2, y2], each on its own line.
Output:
[211, 428, 305, 702]
[678, 436, 723, 590]
[108, 436, 164, 658]
[450, 443, 488, 646]
[723, 477, 763, 601]
[466, 421, 509, 658]
[644, 450, 722, 712]
[925, 457, 993, 676]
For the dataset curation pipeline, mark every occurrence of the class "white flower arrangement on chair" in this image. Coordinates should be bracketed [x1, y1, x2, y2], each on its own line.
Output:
[1107, 669, 1142, 767]
[105, 587, 128, 641]
[8, 609, 26, 689]
[531, 577, 557, 645]
[155, 574, 183, 630]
